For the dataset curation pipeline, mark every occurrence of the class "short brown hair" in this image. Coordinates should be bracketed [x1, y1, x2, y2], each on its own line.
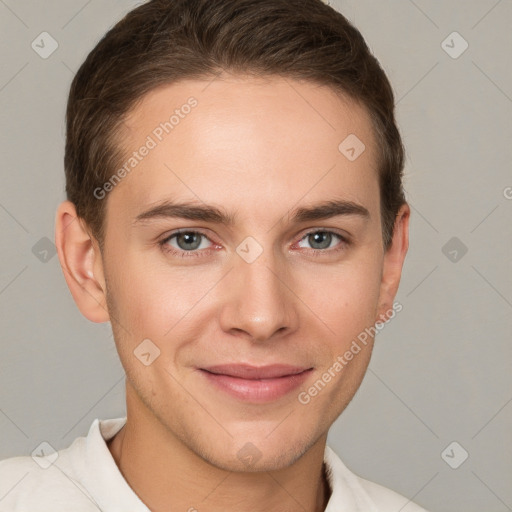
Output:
[65, 0, 406, 251]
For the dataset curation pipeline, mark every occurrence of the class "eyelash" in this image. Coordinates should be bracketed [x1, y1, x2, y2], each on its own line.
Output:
[158, 228, 350, 259]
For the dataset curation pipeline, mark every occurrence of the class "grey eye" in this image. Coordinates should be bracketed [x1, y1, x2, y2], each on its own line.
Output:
[173, 232, 205, 251]
[299, 231, 339, 250]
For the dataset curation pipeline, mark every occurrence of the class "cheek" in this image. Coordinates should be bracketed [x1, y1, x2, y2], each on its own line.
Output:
[298, 257, 382, 337]
[107, 251, 206, 335]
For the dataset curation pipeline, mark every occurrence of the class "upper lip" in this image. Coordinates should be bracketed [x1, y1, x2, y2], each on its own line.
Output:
[200, 364, 312, 379]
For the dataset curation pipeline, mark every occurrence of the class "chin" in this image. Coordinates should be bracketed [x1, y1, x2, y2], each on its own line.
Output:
[188, 428, 319, 473]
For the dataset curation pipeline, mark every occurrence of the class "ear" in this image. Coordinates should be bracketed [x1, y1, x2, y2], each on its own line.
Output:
[54, 200, 110, 323]
[375, 203, 410, 323]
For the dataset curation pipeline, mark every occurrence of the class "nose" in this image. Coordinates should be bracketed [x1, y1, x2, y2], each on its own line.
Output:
[218, 249, 299, 343]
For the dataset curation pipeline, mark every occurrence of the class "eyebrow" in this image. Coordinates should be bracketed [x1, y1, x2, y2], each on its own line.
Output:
[133, 198, 370, 226]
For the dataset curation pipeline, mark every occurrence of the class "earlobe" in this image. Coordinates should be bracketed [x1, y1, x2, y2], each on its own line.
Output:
[54, 200, 110, 323]
[375, 203, 410, 323]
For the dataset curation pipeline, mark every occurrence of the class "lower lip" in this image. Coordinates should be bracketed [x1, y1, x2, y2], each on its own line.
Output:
[200, 369, 313, 403]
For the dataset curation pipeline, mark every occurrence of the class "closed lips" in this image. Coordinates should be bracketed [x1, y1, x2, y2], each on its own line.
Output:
[200, 364, 312, 380]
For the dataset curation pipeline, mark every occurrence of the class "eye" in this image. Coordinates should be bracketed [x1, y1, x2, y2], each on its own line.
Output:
[296, 230, 349, 253]
[158, 228, 350, 259]
[159, 230, 215, 258]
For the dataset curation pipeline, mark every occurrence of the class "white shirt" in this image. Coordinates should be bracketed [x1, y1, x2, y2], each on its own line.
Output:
[0, 417, 428, 511]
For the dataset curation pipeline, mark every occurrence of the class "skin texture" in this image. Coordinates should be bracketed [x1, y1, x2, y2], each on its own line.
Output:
[55, 74, 410, 512]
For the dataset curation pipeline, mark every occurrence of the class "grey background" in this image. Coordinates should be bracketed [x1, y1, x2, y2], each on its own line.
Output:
[0, 1, 511, 511]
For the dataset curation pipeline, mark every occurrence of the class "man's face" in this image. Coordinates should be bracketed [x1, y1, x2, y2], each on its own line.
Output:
[96, 75, 397, 471]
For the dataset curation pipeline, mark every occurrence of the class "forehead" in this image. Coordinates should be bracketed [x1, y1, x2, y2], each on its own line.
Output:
[108, 75, 380, 227]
